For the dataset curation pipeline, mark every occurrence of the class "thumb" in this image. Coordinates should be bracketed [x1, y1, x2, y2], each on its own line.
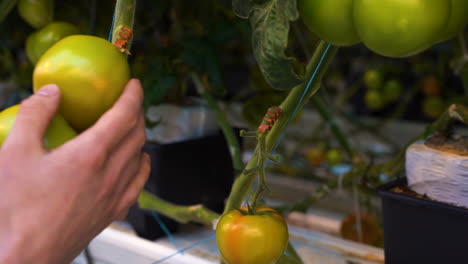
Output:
[5, 84, 61, 151]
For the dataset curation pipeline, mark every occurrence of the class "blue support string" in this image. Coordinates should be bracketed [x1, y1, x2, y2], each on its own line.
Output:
[108, 6, 116, 41]
[272, 43, 332, 153]
[151, 234, 217, 264]
[151, 211, 179, 252]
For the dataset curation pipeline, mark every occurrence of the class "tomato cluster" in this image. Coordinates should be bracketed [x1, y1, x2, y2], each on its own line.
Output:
[362, 68, 403, 111]
[299, 0, 468, 57]
[0, 1, 131, 149]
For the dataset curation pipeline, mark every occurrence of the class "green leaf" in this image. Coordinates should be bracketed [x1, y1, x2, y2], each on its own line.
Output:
[233, 0, 304, 90]
[0, 0, 18, 24]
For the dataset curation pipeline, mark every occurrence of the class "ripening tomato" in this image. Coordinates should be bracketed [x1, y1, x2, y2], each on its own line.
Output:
[17, 0, 53, 29]
[216, 207, 289, 264]
[304, 145, 326, 167]
[33, 35, 131, 131]
[0, 104, 77, 149]
[353, 0, 451, 57]
[26, 21, 80, 64]
[299, 0, 360, 46]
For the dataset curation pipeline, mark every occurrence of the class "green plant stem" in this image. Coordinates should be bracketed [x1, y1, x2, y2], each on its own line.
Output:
[191, 73, 244, 174]
[111, 0, 136, 51]
[310, 96, 355, 160]
[138, 191, 219, 226]
[223, 42, 338, 213]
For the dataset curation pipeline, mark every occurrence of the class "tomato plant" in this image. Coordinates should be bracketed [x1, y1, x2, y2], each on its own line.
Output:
[26, 21, 80, 64]
[216, 207, 289, 264]
[298, 0, 359, 46]
[18, 0, 53, 28]
[0, 104, 77, 149]
[353, 0, 451, 57]
[33, 35, 131, 131]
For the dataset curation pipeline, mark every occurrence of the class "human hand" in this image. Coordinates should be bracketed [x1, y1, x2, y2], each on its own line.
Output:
[0, 79, 150, 264]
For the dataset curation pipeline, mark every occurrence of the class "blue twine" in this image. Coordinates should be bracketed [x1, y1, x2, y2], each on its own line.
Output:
[151, 211, 179, 252]
[272, 43, 332, 153]
[108, 6, 116, 41]
[151, 234, 217, 264]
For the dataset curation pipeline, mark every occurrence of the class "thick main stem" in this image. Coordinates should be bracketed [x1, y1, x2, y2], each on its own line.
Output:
[223, 42, 338, 213]
[111, 0, 136, 51]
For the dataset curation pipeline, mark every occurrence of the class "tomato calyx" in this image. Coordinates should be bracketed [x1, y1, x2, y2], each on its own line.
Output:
[235, 203, 277, 216]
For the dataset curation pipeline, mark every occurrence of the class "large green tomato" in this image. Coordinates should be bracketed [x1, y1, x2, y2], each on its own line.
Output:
[26, 21, 80, 64]
[33, 35, 131, 131]
[353, 0, 451, 57]
[18, 0, 53, 29]
[216, 207, 289, 264]
[437, 0, 468, 42]
[0, 104, 77, 149]
[299, 0, 360, 46]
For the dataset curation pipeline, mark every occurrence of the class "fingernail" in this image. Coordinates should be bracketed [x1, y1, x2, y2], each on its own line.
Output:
[37, 84, 59, 96]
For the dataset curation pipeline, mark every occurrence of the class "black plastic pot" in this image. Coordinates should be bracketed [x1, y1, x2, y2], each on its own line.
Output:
[379, 178, 468, 264]
[126, 130, 239, 240]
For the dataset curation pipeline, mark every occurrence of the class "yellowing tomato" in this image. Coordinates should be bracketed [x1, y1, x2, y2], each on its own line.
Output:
[33, 35, 131, 131]
[216, 207, 289, 264]
[0, 104, 77, 149]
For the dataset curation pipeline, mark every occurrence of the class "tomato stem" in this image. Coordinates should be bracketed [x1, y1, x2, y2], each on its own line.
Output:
[110, 0, 136, 55]
[223, 41, 338, 213]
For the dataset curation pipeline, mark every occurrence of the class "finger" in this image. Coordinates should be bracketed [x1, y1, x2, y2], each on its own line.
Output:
[115, 153, 151, 215]
[77, 79, 143, 154]
[104, 112, 146, 190]
[3, 84, 61, 151]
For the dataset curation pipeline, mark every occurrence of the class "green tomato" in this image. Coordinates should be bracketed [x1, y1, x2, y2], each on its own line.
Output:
[17, 0, 53, 29]
[299, 0, 360, 46]
[326, 148, 343, 166]
[437, 0, 468, 42]
[363, 69, 384, 90]
[0, 104, 77, 149]
[33, 35, 131, 131]
[364, 90, 385, 111]
[26, 21, 80, 64]
[353, 0, 451, 57]
[422, 96, 446, 119]
[383, 79, 403, 103]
